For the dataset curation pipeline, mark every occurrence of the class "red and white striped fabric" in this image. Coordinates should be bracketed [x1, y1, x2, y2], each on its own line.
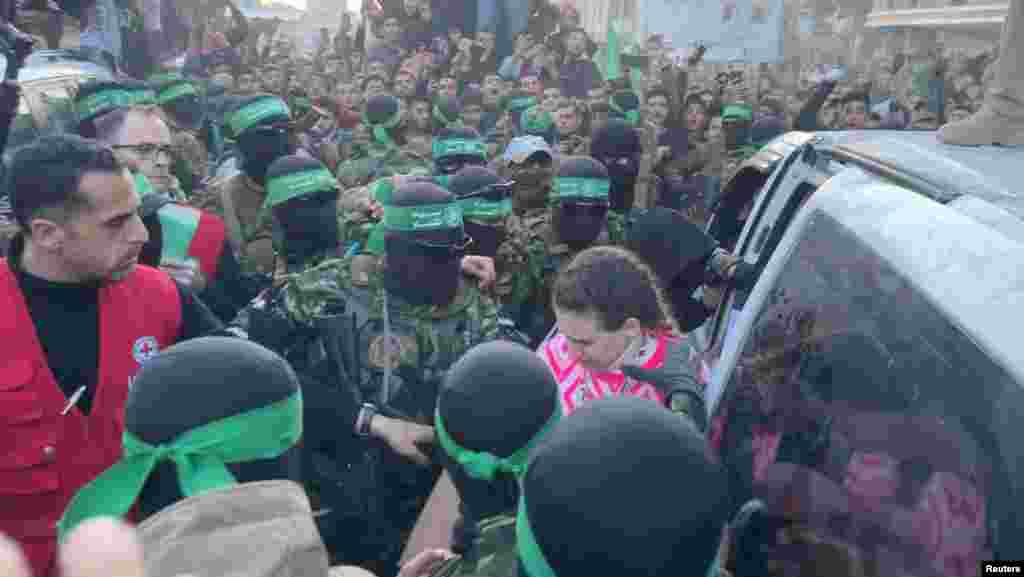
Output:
[539, 331, 671, 416]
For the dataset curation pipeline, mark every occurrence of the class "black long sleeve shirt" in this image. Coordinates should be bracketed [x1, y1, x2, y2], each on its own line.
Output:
[8, 235, 223, 414]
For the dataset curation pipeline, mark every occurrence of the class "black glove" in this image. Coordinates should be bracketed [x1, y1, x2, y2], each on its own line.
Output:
[620, 364, 707, 432]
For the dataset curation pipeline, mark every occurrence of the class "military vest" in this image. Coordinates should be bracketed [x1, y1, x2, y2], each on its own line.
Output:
[310, 268, 495, 417]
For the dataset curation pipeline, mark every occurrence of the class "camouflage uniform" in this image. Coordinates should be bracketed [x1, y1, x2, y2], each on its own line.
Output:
[197, 172, 276, 276]
[280, 254, 503, 413]
[336, 144, 431, 190]
[450, 513, 517, 577]
[497, 208, 625, 344]
[234, 253, 503, 569]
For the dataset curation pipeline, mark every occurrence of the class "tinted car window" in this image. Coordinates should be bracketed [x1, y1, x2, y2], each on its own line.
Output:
[710, 211, 1020, 574]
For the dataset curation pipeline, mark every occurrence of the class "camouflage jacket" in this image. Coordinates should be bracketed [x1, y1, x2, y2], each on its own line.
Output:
[337, 185, 377, 252]
[267, 255, 503, 413]
[336, 145, 431, 190]
[497, 209, 624, 344]
[450, 513, 516, 577]
[196, 173, 275, 276]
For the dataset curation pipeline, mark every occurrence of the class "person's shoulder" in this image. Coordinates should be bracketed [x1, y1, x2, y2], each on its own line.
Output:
[283, 257, 354, 298]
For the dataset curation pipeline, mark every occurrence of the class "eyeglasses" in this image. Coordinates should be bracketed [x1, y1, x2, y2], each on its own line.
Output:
[112, 144, 173, 160]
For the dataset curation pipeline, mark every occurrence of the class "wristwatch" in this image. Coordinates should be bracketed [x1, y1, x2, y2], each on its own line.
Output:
[355, 402, 378, 437]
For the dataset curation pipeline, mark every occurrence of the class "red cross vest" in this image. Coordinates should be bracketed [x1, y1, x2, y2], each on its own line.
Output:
[156, 203, 227, 282]
[540, 330, 678, 416]
[0, 261, 183, 577]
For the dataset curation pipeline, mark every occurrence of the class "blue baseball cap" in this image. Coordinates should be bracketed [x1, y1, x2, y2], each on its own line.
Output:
[502, 136, 553, 164]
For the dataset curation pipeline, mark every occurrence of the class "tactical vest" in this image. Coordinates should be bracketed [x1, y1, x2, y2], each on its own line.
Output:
[314, 276, 490, 417]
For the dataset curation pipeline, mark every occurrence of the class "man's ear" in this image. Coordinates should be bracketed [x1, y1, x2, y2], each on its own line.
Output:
[27, 216, 67, 252]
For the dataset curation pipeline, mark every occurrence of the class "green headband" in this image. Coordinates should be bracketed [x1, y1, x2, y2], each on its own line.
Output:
[157, 82, 199, 105]
[458, 196, 512, 221]
[265, 168, 339, 210]
[608, 98, 640, 125]
[516, 494, 559, 577]
[58, 391, 303, 540]
[382, 202, 462, 232]
[507, 96, 537, 112]
[229, 98, 291, 136]
[722, 104, 753, 123]
[149, 72, 183, 85]
[517, 491, 726, 577]
[555, 177, 610, 200]
[432, 138, 487, 160]
[521, 108, 553, 134]
[77, 88, 157, 120]
[363, 102, 404, 150]
[292, 96, 312, 111]
[435, 406, 559, 481]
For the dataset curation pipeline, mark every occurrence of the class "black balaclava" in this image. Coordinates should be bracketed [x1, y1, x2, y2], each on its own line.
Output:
[365, 93, 409, 149]
[228, 94, 293, 186]
[433, 125, 488, 184]
[383, 180, 467, 307]
[503, 142, 554, 214]
[447, 166, 513, 258]
[518, 396, 731, 577]
[263, 155, 341, 268]
[625, 207, 719, 332]
[552, 156, 610, 251]
[590, 119, 641, 212]
[156, 78, 204, 131]
[436, 341, 559, 533]
[129, 337, 302, 519]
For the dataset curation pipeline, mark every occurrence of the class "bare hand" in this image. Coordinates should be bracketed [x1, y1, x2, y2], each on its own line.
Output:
[161, 258, 208, 293]
[0, 518, 144, 577]
[460, 255, 496, 290]
[398, 549, 457, 577]
[371, 415, 435, 466]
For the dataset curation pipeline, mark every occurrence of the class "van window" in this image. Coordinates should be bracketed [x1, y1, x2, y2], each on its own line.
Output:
[708, 167, 771, 251]
[709, 212, 1020, 571]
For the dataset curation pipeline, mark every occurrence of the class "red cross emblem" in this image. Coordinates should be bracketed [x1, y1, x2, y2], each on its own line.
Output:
[132, 336, 160, 364]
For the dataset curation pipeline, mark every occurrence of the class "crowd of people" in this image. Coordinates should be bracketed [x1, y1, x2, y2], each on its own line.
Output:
[0, 0, 1020, 575]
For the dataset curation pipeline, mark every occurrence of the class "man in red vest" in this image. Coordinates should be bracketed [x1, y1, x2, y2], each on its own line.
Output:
[1, 134, 222, 576]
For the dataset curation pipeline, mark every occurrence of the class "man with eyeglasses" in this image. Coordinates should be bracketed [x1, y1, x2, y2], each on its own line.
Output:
[89, 101, 252, 323]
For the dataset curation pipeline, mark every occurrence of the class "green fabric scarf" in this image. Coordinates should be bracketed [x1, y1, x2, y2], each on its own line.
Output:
[435, 406, 559, 481]
[58, 391, 303, 541]
[609, 98, 640, 125]
[364, 102, 405, 150]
